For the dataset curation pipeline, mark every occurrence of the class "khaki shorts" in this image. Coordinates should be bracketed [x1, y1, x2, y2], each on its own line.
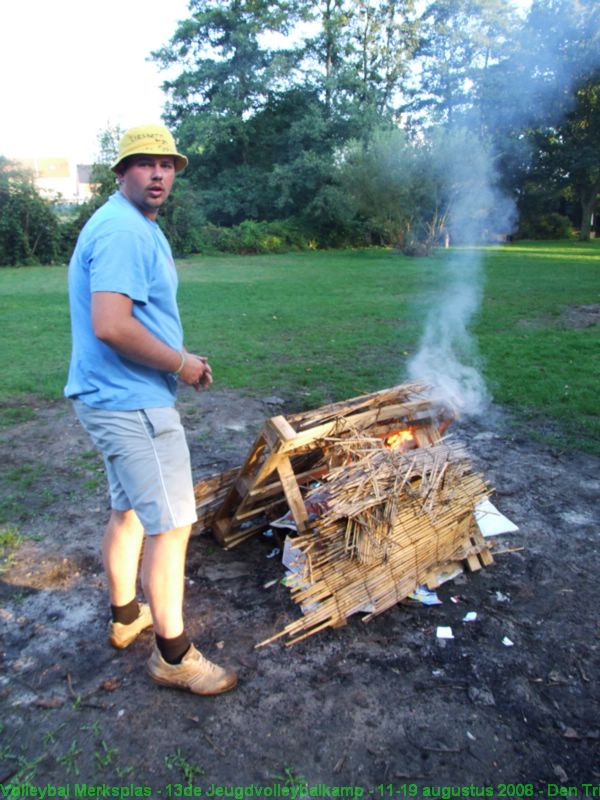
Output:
[73, 400, 198, 535]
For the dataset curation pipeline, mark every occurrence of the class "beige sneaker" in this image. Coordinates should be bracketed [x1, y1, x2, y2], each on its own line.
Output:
[147, 644, 237, 695]
[109, 603, 153, 649]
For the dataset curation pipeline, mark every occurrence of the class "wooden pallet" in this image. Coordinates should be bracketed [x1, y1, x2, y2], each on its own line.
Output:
[193, 383, 449, 549]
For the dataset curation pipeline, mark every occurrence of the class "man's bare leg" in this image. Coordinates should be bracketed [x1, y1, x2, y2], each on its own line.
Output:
[142, 524, 238, 694]
[103, 509, 145, 606]
[141, 525, 191, 638]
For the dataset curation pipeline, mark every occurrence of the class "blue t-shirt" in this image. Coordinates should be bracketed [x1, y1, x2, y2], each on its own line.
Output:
[64, 192, 183, 410]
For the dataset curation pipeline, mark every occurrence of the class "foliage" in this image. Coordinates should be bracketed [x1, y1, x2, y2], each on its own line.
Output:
[528, 73, 600, 241]
[336, 129, 416, 246]
[406, 0, 519, 127]
[336, 126, 511, 250]
[151, 0, 419, 228]
[516, 212, 574, 241]
[197, 219, 310, 253]
[486, 0, 600, 240]
[0, 157, 61, 266]
[158, 178, 207, 257]
[303, 0, 418, 126]
[154, 0, 297, 127]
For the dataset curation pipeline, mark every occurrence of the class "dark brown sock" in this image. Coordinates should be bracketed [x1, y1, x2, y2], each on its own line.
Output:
[155, 631, 191, 664]
[111, 598, 140, 625]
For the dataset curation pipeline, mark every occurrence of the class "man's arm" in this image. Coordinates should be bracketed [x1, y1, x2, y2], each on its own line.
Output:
[91, 291, 212, 388]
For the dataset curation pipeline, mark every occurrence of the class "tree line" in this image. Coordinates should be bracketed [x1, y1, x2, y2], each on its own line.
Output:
[1, 0, 598, 265]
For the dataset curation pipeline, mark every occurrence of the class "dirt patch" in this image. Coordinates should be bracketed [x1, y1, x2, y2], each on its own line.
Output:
[1, 390, 599, 791]
[518, 304, 600, 331]
[560, 304, 600, 329]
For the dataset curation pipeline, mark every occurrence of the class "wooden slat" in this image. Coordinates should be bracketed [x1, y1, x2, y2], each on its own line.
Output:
[466, 554, 482, 572]
[287, 383, 430, 430]
[248, 464, 328, 501]
[277, 400, 435, 453]
[264, 415, 298, 447]
[276, 456, 309, 532]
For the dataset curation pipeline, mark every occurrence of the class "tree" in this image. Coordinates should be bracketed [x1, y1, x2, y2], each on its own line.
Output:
[151, 0, 419, 230]
[153, 0, 299, 153]
[566, 77, 600, 240]
[151, 0, 306, 224]
[336, 126, 512, 250]
[0, 157, 60, 265]
[488, 0, 600, 239]
[406, 0, 519, 128]
[90, 123, 123, 200]
[299, 0, 417, 135]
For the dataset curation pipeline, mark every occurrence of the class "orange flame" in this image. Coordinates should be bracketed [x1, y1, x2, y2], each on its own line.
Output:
[385, 429, 415, 450]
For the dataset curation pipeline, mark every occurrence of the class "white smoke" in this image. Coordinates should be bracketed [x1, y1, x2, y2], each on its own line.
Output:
[408, 252, 490, 416]
[407, 132, 515, 417]
[406, 0, 598, 418]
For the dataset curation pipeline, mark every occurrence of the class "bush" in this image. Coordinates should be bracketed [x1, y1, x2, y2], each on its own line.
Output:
[196, 219, 311, 254]
[58, 197, 104, 261]
[158, 179, 206, 257]
[0, 158, 61, 265]
[516, 212, 574, 240]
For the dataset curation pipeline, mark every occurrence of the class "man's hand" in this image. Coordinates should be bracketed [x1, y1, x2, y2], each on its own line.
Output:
[178, 353, 213, 391]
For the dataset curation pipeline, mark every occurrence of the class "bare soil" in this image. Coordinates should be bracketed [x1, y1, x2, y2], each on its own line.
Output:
[1, 389, 599, 793]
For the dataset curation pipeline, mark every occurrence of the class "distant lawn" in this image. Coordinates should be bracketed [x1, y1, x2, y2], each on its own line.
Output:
[0, 240, 598, 451]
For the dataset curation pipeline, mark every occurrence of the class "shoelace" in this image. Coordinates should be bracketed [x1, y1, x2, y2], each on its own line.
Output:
[187, 648, 219, 674]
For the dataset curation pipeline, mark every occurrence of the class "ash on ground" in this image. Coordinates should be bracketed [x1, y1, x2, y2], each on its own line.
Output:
[0, 390, 598, 787]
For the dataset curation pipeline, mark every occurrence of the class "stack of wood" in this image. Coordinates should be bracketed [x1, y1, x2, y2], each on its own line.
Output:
[192, 383, 494, 646]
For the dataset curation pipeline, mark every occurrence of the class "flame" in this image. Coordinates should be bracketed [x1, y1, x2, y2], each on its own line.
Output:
[385, 429, 415, 450]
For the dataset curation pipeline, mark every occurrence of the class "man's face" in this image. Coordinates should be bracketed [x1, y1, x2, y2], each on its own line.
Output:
[118, 155, 176, 219]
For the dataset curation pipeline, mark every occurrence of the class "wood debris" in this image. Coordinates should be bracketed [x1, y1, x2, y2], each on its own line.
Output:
[192, 383, 494, 645]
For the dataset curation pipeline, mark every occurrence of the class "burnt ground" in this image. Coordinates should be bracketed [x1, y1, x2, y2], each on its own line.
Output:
[0, 388, 599, 794]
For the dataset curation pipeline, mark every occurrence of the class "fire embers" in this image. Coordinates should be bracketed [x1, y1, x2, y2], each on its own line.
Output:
[385, 428, 416, 451]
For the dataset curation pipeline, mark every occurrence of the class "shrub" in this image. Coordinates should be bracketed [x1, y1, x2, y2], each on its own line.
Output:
[516, 212, 574, 240]
[58, 197, 104, 261]
[196, 219, 312, 254]
[159, 179, 206, 257]
[0, 158, 61, 265]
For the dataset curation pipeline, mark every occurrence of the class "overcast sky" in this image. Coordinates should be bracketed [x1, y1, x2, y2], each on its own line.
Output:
[1, 0, 190, 164]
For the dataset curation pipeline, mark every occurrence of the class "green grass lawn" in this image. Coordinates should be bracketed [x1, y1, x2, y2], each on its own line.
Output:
[1, 240, 598, 451]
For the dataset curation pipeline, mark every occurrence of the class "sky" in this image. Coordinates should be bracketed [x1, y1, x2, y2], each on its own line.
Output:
[1, 0, 190, 164]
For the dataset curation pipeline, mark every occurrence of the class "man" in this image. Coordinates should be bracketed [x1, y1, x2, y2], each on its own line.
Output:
[65, 124, 237, 696]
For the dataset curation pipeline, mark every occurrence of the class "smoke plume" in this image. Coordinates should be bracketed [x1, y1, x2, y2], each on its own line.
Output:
[407, 0, 598, 418]
[407, 133, 515, 416]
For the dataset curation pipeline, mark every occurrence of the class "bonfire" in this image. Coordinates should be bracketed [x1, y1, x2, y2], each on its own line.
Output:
[193, 383, 494, 645]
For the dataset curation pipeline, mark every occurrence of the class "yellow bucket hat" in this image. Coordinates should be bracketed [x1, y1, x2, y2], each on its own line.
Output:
[111, 124, 188, 173]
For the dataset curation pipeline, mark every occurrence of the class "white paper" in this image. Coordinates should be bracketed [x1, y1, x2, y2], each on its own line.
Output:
[281, 536, 320, 614]
[409, 586, 443, 606]
[475, 498, 519, 537]
[437, 626, 454, 639]
[502, 636, 514, 647]
[463, 611, 477, 622]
